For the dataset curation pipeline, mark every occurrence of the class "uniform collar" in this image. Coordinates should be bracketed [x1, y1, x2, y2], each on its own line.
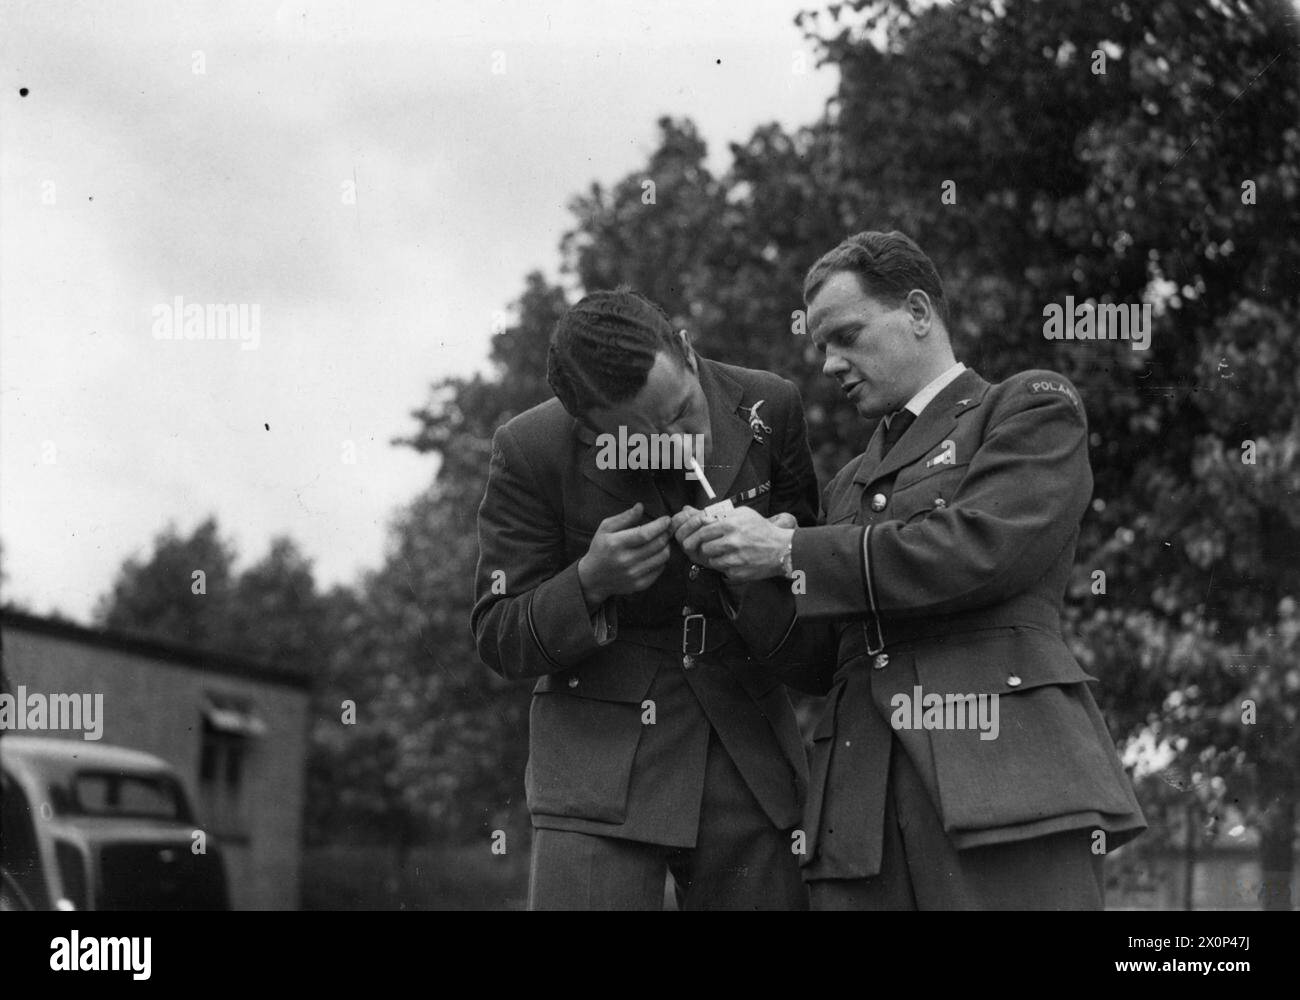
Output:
[902, 361, 966, 419]
[854, 367, 987, 486]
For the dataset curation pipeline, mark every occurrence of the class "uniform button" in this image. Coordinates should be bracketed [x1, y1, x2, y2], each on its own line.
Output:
[682, 655, 696, 670]
[933, 497, 947, 508]
[871, 493, 888, 512]
[688, 565, 700, 580]
[873, 653, 890, 670]
[1007, 674, 1022, 688]
[567, 676, 579, 688]
[844, 740, 852, 748]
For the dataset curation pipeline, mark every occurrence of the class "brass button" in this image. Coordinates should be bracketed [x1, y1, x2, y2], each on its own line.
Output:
[933, 497, 947, 508]
[688, 565, 700, 580]
[682, 655, 696, 670]
[873, 653, 890, 670]
[567, 676, 579, 688]
[1007, 674, 1022, 688]
[871, 493, 887, 512]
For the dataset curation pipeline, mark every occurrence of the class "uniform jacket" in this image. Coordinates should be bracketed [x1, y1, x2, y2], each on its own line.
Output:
[789, 367, 1147, 879]
[472, 358, 821, 845]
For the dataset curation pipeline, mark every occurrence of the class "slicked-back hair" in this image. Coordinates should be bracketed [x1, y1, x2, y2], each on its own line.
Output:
[546, 287, 690, 417]
[803, 230, 949, 327]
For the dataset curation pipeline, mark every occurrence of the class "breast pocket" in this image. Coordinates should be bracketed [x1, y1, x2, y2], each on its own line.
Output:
[890, 462, 969, 522]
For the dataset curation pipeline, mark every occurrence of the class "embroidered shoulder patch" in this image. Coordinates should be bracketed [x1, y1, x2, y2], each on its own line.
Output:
[1027, 378, 1079, 408]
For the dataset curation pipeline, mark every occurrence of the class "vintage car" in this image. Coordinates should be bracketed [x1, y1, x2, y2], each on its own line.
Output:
[0, 736, 230, 910]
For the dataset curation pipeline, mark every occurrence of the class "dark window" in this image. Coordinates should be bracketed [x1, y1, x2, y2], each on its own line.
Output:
[69, 772, 187, 821]
[198, 723, 249, 838]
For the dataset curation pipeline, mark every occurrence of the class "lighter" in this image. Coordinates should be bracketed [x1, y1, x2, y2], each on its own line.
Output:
[688, 457, 735, 521]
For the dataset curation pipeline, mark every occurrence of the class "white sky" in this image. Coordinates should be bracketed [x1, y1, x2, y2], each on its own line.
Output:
[1, 0, 837, 621]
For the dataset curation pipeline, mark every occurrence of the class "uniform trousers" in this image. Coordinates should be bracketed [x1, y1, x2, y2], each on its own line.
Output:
[529, 730, 808, 910]
[809, 736, 1106, 910]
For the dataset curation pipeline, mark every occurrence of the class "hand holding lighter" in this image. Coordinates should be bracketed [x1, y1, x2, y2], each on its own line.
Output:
[702, 498, 735, 521]
[688, 457, 734, 522]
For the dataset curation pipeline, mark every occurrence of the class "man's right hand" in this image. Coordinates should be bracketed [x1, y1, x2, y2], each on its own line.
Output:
[577, 502, 672, 611]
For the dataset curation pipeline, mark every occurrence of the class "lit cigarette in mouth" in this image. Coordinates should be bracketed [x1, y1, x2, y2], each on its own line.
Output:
[688, 456, 717, 500]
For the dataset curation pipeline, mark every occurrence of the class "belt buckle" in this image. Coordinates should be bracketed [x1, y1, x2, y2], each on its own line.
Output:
[682, 613, 707, 658]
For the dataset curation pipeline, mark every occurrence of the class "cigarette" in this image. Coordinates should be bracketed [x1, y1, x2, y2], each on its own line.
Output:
[688, 457, 716, 500]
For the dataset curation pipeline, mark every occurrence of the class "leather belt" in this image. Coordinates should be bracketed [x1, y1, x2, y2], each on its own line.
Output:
[619, 614, 739, 668]
[850, 594, 1063, 654]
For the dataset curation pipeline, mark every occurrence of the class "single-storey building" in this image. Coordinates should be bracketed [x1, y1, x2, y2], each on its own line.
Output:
[0, 609, 311, 909]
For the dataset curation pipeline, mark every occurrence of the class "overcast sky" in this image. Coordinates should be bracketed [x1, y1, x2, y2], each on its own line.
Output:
[1, 0, 837, 622]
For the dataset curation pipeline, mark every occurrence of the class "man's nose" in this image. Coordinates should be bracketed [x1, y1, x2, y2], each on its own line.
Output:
[666, 417, 692, 438]
[667, 418, 708, 452]
[823, 350, 848, 379]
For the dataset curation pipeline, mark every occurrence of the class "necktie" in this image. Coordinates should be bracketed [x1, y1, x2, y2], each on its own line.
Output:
[881, 408, 916, 457]
[652, 468, 693, 513]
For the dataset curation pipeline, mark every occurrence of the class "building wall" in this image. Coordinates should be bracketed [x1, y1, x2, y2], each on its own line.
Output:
[1, 623, 309, 910]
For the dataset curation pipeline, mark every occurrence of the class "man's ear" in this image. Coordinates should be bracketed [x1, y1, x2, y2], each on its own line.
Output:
[906, 290, 933, 334]
[679, 331, 699, 373]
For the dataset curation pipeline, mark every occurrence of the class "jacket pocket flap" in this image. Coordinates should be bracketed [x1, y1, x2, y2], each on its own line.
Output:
[913, 628, 1095, 696]
[533, 656, 657, 703]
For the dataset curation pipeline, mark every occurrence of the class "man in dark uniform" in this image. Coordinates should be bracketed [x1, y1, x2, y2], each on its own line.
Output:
[674, 231, 1146, 909]
[472, 288, 820, 909]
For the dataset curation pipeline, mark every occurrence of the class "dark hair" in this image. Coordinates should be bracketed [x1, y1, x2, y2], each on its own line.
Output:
[803, 230, 949, 326]
[546, 287, 690, 416]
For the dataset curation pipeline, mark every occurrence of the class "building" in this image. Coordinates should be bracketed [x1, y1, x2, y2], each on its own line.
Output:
[0, 609, 311, 910]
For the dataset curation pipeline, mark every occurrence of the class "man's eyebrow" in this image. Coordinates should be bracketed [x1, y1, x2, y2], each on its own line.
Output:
[813, 318, 855, 346]
[664, 392, 691, 423]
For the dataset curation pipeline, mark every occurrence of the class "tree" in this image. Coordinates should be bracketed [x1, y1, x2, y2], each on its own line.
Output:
[361, 272, 570, 843]
[95, 517, 240, 648]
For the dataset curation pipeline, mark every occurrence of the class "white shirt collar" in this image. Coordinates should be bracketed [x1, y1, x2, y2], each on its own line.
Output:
[903, 361, 966, 418]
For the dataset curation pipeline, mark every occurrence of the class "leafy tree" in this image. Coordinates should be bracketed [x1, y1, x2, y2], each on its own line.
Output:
[95, 517, 240, 648]
[360, 273, 569, 843]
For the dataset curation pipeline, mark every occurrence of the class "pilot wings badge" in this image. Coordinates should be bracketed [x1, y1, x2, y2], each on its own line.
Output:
[745, 400, 773, 443]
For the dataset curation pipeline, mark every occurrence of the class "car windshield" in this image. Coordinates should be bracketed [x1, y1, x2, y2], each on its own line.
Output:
[61, 771, 190, 821]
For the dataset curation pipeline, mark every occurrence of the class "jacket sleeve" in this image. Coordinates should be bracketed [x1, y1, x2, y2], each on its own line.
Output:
[792, 376, 1092, 622]
[470, 423, 615, 680]
[717, 379, 818, 652]
[720, 381, 839, 694]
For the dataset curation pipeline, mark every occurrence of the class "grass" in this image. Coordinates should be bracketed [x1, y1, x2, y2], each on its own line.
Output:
[301, 842, 529, 910]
